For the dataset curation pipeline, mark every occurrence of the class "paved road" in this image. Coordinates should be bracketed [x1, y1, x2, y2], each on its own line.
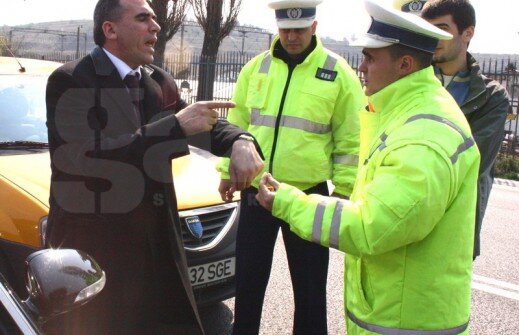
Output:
[199, 183, 519, 334]
[470, 183, 519, 335]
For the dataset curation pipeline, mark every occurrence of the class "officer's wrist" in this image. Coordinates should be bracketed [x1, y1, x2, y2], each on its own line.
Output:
[236, 134, 255, 143]
[234, 134, 264, 160]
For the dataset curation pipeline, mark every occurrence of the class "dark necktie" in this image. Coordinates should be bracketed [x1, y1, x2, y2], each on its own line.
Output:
[123, 72, 144, 125]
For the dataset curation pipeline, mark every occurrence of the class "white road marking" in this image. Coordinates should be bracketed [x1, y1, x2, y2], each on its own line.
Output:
[473, 275, 519, 292]
[494, 178, 519, 188]
[472, 274, 519, 301]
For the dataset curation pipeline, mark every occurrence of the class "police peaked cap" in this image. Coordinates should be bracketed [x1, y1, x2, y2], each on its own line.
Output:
[268, 0, 323, 28]
[355, 0, 451, 53]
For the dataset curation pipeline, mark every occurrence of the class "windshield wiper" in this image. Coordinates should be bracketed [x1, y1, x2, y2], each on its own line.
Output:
[0, 141, 49, 149]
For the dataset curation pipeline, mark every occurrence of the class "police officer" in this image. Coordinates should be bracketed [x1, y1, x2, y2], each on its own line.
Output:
[256, 1, 479, 334]
[217, 0, 365, 334]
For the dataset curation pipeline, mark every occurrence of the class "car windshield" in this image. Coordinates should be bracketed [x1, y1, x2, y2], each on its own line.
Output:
[0, 75, 49, 145]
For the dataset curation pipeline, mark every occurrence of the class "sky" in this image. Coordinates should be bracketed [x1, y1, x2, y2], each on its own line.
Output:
[0, 0, 518, 55]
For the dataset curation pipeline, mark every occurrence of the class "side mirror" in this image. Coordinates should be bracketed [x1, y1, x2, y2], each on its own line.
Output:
[21, 249, 105, 323]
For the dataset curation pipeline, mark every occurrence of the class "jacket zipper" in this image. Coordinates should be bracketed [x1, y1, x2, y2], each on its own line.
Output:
[269, 64, 295, 175]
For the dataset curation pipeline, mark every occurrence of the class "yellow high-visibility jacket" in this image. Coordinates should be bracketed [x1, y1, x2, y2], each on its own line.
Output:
[217, 36, 365, 195]
[272, 67, 480, 334]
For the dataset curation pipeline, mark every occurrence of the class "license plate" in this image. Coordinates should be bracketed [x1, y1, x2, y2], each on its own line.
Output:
[189, 257, 235, 287]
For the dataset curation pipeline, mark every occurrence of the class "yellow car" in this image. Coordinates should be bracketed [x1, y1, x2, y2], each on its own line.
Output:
[0, 56, 238, 305]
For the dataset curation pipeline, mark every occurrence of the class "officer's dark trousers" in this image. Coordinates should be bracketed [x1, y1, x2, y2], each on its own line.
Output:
[232, 184, 329, 335]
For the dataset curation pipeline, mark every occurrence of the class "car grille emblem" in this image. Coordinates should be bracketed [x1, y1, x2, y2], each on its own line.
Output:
[185, 216, 204, 241]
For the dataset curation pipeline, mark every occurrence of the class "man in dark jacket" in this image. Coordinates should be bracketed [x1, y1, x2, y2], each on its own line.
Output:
[421, 0, 510, 259]
[44, 0, 263, 334]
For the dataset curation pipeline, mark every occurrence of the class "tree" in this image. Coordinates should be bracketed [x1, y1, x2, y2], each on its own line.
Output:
[0, 33, 24, 57]
[149, 0, 190, 67]
[189, 0, 242, 100]
[0, 35, 7, 56]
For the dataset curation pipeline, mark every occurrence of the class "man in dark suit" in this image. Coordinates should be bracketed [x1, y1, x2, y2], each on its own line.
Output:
[44, 0, 263, 334]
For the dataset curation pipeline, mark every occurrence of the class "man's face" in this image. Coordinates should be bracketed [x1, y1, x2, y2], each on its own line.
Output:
[358, 47, 402, 96]
[278, 21, 317, 56]
[110, 0, 161, 68]
[425, 14, 468, 64]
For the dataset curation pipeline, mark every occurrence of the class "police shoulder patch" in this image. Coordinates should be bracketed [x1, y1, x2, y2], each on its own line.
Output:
[315, 68, 337, 81]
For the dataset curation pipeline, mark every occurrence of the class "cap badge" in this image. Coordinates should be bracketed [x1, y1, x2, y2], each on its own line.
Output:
[401, 0, 427, 13]
[287, 8, 303, 19]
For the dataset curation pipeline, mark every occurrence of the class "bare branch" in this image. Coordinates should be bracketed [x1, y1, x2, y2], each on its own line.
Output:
[165, 0, 189, 40]
[189, 0, 208, 28]
[189, 0, 242, 42]
[218, 0, 242, 42]
[149, 0, 190, 66]
[188, 0, 243, 100]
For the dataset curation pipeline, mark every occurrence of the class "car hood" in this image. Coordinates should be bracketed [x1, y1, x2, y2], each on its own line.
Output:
[0, 151, 51, 207]
[173, 147, 231, 210]
[0, 148, 228, 210]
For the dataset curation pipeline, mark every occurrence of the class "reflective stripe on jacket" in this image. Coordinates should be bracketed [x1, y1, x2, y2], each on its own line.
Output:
[272, 67, 480, 334]
[217, 36, 365, 195]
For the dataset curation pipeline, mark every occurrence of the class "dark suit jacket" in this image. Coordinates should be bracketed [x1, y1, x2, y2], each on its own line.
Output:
[45, 46, 248, 335]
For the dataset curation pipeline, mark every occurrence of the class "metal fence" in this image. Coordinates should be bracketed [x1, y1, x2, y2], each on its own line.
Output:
[162, 52, 256, 108]
[162, 51, 364, 118]
[13, 50, 89, 63]
[478, 58, 519, 153]
[162, 52, 517, 125]
[9, 49, 518, 140]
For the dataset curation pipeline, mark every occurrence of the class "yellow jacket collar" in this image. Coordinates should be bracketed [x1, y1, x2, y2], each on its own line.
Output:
[368, 66, 440, 116]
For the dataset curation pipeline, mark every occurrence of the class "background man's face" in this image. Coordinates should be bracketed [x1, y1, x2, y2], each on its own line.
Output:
[426, 14, 467, 64]
[278, 21, 317, 56]
[359, 47, 402, 96]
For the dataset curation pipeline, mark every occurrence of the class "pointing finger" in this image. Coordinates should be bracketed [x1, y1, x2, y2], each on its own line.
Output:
[199, 100, 236, 110]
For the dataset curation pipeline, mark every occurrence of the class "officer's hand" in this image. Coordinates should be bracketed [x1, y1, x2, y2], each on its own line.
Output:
[176, 101, 236, 136]
[256, 173, 280, 212]
[229, 138, 264, 191]
[218, 179, 235, 202]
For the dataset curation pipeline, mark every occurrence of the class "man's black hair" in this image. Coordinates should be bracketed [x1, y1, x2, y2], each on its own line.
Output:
[387, 44, 434, 70]
[93, 0, 124, 46]
[421, 0, 476, 34]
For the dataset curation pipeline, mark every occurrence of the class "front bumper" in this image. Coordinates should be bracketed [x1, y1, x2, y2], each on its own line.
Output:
[180, 202, 239, 306]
